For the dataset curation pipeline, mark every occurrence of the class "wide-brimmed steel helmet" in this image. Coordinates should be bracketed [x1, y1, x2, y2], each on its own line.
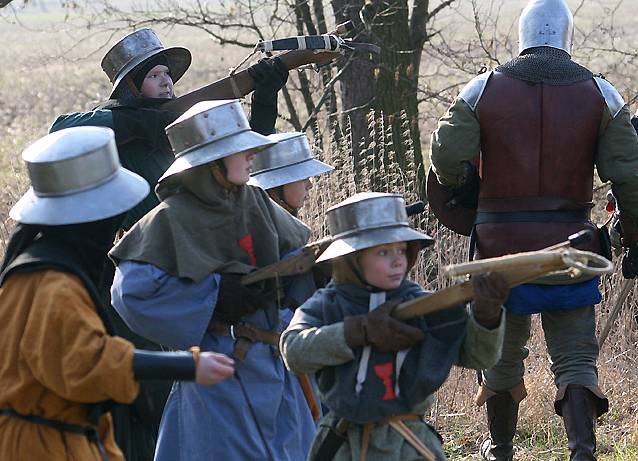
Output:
[159, 100, 276, 182]
[316, 192, 433, 263]
[10, 126, 150, 225]
[247, 132, 334, 189]
[101, 28, 192, 98]
[519, 0, 573, 55]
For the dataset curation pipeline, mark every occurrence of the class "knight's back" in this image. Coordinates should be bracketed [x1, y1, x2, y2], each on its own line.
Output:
[474, 48, 605, 203]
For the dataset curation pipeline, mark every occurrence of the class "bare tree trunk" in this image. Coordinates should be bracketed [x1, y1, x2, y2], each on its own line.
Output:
[330, 0, 453, 187]
[331, 0, 419, 173]
[330, 0, 378, 169]
[365, 0, 422, 170]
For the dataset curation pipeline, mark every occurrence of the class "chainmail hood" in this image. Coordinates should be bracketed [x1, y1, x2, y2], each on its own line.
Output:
[496, 46, 593, 85]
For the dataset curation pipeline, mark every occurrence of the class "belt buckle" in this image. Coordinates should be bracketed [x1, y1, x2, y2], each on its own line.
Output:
[230, 324, 236, 341]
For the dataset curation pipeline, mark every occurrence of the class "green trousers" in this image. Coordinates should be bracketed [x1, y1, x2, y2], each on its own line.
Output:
[482, 306, 599, 392]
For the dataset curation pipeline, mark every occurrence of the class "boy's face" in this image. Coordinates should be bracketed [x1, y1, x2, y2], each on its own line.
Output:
[222, 150, 258, 185]
[358, 241, 408, 290]
[140, 64, 174, 99]
[282, 178, 312, 209]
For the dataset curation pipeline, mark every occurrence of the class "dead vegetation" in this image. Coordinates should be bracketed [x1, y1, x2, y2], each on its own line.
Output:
[1, 1, 638, 459]
[301, 111, 638, 460]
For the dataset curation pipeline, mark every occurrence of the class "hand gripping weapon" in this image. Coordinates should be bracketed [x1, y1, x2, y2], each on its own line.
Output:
[161, 21, 379, 114]
[392, 229, 613, 320]
[597, 190, 634, 348]
[313, 231, 611, 461]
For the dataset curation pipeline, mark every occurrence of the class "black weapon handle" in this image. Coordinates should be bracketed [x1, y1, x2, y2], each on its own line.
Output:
[405, 201, 425, 217]
[258, 35, 341, 52]
[568, 229, 595, 248]
[541, 228, 595, 252]
[339, 21, 355, 34]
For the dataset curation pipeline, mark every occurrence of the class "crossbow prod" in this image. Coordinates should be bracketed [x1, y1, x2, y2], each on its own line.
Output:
[162, 21, 380, 113]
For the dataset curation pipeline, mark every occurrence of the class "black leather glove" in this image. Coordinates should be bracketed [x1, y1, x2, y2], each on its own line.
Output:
[445, 162, 480, 209]
[344, 299, 424, 353]
[622, 246, 638, 279]
[214, 274, 280, 323]
[247, 57, 289, 135]
[471, 273, 508, 329]
[247, 57, 289, 106]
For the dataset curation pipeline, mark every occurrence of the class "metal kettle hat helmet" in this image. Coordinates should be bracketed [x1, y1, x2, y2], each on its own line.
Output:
[159, 99, 276, 183]
[101, 28, 192, 98]
[10, 126, 150, 225]
[247, 132, 334, 189]
[519, 0, 574, 55]
[316, 192, 434, 263]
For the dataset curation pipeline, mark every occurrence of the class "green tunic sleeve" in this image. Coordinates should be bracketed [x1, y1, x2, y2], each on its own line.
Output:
[456, 308, 505, 370]
[596, 105, 638, 220]
[280, 323, 354, 375]
[429, 98, 481, 187]
[49, 110, 114, 133]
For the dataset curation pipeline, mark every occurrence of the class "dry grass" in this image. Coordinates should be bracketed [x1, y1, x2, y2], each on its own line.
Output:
[302, 111, 638, 460]
[2, 1, 638, 459]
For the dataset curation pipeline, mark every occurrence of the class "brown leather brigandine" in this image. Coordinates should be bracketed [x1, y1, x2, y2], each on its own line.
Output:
[474, 72, 604, 258]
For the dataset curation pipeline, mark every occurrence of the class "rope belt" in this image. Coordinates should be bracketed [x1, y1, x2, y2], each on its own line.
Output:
[359, 414, 436, 461]
[0, 408, 108, 460]
[207, 320, 280, 360]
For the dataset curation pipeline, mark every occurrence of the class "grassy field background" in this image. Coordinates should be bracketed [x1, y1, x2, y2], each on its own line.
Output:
[1, 0, 638, 459]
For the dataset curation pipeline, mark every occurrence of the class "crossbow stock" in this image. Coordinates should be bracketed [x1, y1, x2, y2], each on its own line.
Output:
[393, 230, 613, 320]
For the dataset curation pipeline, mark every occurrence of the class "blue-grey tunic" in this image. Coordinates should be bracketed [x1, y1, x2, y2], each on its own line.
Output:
[111, 260, 316, 460]
[281, 280, 505, 461]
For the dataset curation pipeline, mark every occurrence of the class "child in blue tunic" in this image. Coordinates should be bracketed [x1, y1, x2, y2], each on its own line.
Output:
[281, 192, 509, 461]
[248, 131, 334, 326]
[249, 131, 335, 420]
[109, 100, 317, 460]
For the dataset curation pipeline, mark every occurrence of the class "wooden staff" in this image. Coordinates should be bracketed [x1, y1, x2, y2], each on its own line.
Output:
[393, 230, 613, 320]
[296, 374, 322, 421]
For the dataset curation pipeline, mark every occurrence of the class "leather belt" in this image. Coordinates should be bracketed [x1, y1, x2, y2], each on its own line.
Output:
[475, 209, 588, 224]
[207, 321, 321, 420]
[0, 408, 108, 460]
[208, 320, 280, 360]
[477, 196, 593, 212]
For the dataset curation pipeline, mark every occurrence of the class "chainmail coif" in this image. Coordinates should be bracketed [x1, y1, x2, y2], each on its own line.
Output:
[496, 46, 593, 85]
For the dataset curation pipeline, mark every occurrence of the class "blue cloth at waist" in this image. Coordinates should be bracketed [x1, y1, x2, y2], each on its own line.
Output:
[504, 277, 601, 315]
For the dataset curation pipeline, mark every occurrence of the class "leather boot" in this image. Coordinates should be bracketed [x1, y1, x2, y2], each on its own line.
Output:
[479, 392, 519, 461]
[559, 385, 597, 461]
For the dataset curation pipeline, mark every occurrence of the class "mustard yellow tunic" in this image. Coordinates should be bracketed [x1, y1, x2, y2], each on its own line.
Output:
[0, 270, 139, 461]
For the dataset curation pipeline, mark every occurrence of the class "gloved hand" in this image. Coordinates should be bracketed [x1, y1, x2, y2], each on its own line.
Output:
[344, 299, 424, 353]
[471, 273, 509, 328]
[446, 162, 480, 209]
[247, 57, 289, 106]
[247, 57, 289, 135]
[622, 246, 638, 279]
[214, 274, 281, 323]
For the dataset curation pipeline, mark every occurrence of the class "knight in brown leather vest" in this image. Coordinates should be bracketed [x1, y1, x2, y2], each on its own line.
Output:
[429, 1, 638, 460]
